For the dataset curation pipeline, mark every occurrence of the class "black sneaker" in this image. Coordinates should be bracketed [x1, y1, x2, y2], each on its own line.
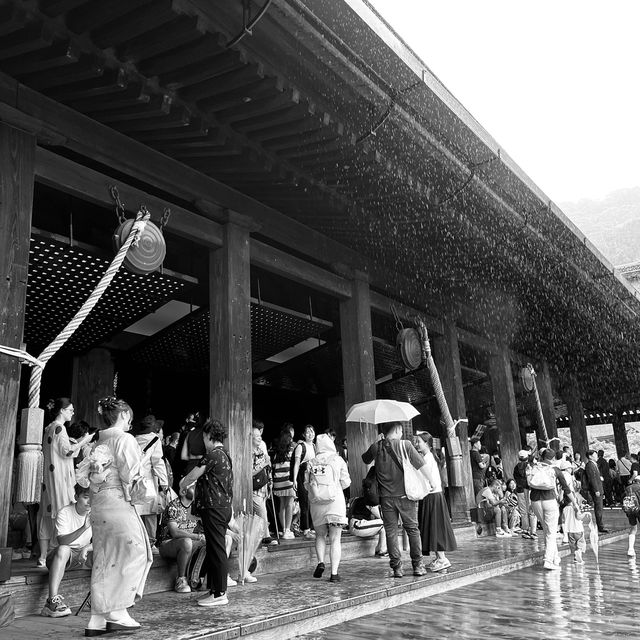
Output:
[313, 562, 325, 578]
[329, 574, 341, 582]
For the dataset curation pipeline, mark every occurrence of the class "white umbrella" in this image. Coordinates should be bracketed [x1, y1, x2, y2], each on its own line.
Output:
[345, 399, 419, 424]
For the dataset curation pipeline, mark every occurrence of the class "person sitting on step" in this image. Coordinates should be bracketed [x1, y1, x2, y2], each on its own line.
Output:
[41, 484, 93, 618]
[157, 484, 206, 593]
[476, 478, 517, 537]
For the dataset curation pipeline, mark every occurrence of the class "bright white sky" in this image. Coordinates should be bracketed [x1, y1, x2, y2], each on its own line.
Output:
[367, 0, 640, 204]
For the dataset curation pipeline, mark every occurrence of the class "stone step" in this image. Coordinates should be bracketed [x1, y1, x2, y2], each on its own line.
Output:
[1, 521, 629, 640]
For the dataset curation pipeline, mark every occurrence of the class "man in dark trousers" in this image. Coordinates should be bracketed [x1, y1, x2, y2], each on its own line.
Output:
[585, 449, 608, 533]
[362, 422, 430, 578]
[596, 449, 614, 507]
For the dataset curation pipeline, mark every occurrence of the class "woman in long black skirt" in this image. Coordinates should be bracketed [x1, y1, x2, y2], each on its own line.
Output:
[414, 432, 457, 572]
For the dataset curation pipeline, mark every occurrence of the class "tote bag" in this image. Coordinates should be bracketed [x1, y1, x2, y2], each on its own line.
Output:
[400, 441, 430, 501]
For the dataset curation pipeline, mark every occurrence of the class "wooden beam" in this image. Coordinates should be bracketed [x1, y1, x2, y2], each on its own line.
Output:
[34, 148, 354, 301]
[369, 289, 444, 335]
[250, 239, 351, 299]
[456, 327, 499, 355]
[0, 71, 366, 273]
[0, 123, 35, 546]
[34, 147, 224, 248]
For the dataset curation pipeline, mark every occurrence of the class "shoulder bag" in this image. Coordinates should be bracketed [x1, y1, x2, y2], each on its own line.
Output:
[386, 440, 430, 501]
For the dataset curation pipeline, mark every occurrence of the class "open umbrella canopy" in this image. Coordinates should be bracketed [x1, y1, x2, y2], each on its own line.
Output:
[345, 399, 419, 424]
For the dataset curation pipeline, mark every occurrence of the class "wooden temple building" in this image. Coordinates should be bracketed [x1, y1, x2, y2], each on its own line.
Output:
[2, 0, 640, 552]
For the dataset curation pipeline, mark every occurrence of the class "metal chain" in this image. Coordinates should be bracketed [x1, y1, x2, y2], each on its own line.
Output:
[159, 207, 171, 231]
[391, 304, 404, 333]
[109, 186, 127, 224]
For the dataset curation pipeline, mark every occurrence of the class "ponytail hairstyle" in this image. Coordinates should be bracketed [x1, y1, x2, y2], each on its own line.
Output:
[97, 396, 132, 429]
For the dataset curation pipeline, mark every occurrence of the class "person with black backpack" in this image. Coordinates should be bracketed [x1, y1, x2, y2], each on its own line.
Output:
[290, 425, 317, 540]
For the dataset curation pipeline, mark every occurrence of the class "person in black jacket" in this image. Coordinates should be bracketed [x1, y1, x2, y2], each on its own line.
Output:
[585, 450, 608, 533]
[512, 450, 538, 539]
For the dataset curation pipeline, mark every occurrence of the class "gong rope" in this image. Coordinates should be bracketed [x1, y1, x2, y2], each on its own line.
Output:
[415, 317, 456, 438]
[26, 209, 149, 408]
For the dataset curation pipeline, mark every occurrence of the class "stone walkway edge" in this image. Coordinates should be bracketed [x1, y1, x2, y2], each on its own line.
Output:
[188, 531, 627, 640]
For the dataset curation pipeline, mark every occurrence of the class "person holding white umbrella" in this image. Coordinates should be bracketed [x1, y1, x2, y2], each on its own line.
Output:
[361, 417, 431, 578]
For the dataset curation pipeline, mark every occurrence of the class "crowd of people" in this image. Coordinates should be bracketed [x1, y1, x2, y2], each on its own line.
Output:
[16, 397, 464, 632]
[15, 395, 640, 633]
[470, 439, 640, 570]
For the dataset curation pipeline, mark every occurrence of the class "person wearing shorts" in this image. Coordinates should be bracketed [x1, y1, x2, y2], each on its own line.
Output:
[157, 485, 205, 593]
[41, 484, 93, 617]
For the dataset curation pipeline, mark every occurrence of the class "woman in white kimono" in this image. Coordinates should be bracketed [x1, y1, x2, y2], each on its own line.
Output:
[84, 397, 152, 636]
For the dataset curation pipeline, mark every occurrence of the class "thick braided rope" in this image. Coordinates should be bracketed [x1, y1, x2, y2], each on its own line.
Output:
[0, 345, 45, 367]
[529, 364, 549, 445]
[416, 317, 456, 438]
[28, 211, 149, 408]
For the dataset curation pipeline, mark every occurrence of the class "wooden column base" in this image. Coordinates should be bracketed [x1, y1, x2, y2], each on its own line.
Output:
[448, 486, 471, 524]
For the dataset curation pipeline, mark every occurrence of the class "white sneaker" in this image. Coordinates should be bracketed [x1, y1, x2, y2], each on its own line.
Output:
[495, 528, 508, 537]
[543, 560, 561, 571]
[282, 530, 295, 540]
[174, 576, 191, 593]
[243, 573, 258, 583]
[198, 593, 228, 607]
[227, 575, 237, 587]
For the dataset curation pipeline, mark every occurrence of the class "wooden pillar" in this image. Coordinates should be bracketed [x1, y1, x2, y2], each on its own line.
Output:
[71, 348, 114, 428]
[340, 272, 376, 496]
[489, 348, 520, 476]
[536, 360, 558, 449]
[433, 320, 474, 520]
[209, 216, 252, 512]
[612, 414, 629, 459]
[326, 392, 346, 443]
[563, 375, 589, 457]
[0, 124, 35, 546]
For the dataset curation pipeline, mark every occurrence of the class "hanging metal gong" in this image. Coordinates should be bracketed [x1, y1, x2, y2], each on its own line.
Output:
[396, 327, 423, 370]
[520, 366, 535, 392]
[113, 218, 166, 275]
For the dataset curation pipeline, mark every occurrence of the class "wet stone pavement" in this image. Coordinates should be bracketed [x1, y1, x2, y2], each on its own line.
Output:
[1, 519, 631, 640]
[298, 538, 640, 640]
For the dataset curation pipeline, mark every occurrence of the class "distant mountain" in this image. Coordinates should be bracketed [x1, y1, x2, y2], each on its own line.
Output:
[560, 186, 640, 266]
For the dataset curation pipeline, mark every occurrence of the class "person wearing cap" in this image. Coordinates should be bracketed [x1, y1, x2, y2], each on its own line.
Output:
[133, 415, 169, 548]
[513, 449, 538, 539]
[530, 447, 579, 571]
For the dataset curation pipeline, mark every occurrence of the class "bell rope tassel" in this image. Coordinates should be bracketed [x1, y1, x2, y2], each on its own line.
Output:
[14, 445, 44, 504]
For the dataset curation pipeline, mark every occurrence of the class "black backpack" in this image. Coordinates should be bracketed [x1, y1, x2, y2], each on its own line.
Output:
[362, 465, 380, 506]
[289, 442, 307, 482]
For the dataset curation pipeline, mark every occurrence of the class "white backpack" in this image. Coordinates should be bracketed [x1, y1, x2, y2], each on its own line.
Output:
[307, 458, 337, 504]
[526, 462, 557, 491]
